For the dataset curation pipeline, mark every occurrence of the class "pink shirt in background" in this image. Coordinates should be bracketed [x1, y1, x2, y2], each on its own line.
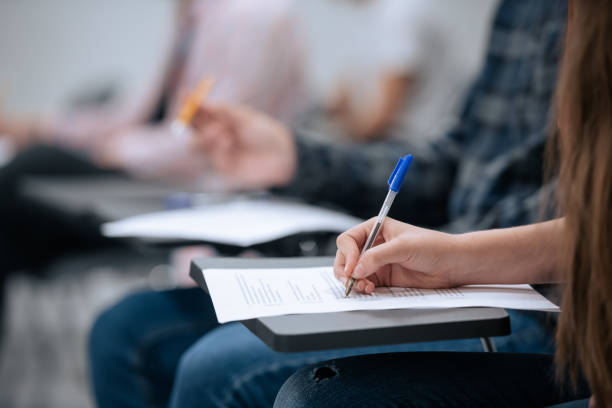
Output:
[173, 0, 306, 125]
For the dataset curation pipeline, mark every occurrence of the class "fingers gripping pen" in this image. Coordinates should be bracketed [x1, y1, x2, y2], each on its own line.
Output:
[344, 155, 413, 297]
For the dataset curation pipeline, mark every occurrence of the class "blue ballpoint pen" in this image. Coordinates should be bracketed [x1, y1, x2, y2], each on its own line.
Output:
[344, 154, 413, 297]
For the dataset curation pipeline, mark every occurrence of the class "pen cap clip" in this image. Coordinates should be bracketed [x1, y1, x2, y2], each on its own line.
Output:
[387, 155, 413, 192]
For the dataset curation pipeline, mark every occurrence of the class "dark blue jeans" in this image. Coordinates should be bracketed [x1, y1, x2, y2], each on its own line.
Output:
[89, 288, 558, 408]
[274, 353, 591, 407]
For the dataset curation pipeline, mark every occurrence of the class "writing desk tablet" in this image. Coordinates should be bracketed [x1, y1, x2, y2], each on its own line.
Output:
[22, 176, 177, 220]
[190, 257, 510, 352]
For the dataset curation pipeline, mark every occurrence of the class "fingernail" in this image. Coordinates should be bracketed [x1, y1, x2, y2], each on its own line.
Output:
[354, 264, 365, 278]
[357, 281, 365, 291]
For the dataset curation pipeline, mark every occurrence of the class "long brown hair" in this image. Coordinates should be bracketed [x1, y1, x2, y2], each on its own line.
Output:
[554, 0, 612, 404]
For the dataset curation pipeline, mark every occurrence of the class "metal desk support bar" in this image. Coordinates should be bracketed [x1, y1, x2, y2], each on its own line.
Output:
[481, 337, 497, 352]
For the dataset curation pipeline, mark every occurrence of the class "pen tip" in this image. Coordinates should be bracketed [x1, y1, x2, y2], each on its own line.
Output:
[344, 278, 354, 298]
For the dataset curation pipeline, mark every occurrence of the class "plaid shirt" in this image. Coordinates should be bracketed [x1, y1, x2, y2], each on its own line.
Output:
[279, 0, 567, 233]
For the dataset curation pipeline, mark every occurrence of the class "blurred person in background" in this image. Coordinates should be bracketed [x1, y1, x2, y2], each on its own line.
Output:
[294, 0, 496, 142]
[89, 1, 567, 407]
[0, 0, 302, 180]
[0, 0, 301, 308]
[96, 0, 304, 181]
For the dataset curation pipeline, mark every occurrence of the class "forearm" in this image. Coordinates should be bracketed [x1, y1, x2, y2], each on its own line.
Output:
[452, 218, 565, 285]
[370, 73, 412, 134]
[350, 73, 412, 140]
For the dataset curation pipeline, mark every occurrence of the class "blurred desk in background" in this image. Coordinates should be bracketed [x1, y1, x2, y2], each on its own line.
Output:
[21, 175, 206, 221]
[19, 175, 341, 257]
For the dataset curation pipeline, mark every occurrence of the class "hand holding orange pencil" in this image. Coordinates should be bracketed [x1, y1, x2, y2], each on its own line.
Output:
[171, 76, 215, 139]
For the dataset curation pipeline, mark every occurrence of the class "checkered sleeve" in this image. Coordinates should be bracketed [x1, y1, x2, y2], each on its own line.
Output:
[275, 128, 461, 227]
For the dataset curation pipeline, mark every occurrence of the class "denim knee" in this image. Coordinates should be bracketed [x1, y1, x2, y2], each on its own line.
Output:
[171, 341, 207, 398]
[89, 291, 149, 371]
[89, 296, 131, 375]
[88, 292, 150, 407]
[169, 324, 248, 407]
[88, 292, 153, 386]
[170, 323, 295, 408]
[90, 288, 218, 408]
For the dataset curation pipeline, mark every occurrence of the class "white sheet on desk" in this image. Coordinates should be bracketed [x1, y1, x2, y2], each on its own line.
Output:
[203, 266, 560, 323]
[102, 199, 362, 246]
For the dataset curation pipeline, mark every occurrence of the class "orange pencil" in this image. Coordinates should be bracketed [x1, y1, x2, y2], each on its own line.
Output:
[171, 76, 215, 139]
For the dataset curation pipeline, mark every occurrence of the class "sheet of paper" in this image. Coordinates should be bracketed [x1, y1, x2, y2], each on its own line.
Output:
[203, 266, 559, 323]
[102, 199, 362, 246]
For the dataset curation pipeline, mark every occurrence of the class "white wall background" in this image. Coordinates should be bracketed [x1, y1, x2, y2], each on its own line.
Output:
[0, 0, 176, 116]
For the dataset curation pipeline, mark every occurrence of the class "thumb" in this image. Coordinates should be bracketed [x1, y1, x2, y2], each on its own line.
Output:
[351, 239, 406, 279]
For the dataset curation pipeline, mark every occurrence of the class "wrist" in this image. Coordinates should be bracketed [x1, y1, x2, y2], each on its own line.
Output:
[447, 221, 564, 286]
[450, 230, 517, 286]
[446, 233, 481, 286]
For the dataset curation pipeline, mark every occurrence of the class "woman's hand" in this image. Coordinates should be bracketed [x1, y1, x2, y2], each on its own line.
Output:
[334, 218, 462, 294]
[334, 218, 566, 294]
